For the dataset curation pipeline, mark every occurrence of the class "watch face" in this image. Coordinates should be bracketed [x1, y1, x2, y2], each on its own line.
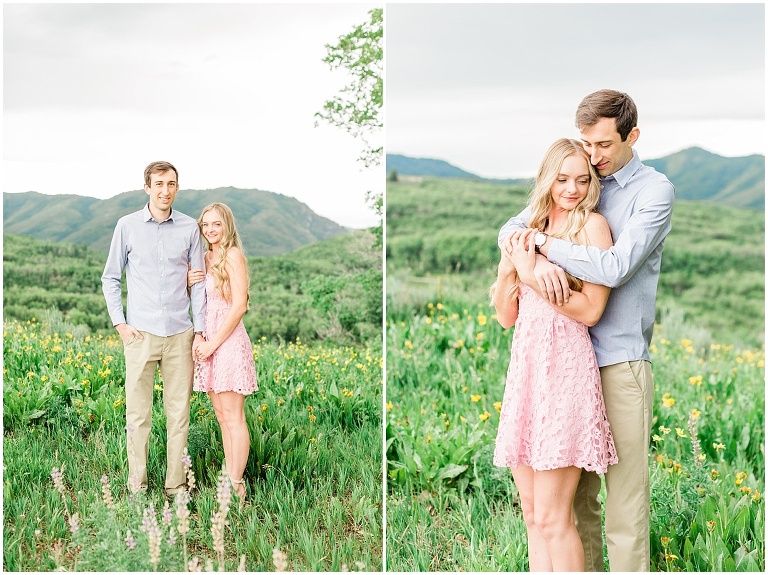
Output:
[535, 232, 547, 247]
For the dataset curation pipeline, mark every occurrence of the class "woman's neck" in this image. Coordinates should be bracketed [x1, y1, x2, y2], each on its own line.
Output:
[546, 208, 569, 234]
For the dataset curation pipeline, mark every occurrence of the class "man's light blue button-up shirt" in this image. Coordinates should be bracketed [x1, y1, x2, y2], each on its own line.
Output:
[499, 149, 675, 367]
[102, 204, 206, 337]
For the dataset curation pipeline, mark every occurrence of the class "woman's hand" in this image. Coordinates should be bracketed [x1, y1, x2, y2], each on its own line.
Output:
[509, 228, 537, 282]
[188, 265, 205, 288]
[193, 339, 217, 362]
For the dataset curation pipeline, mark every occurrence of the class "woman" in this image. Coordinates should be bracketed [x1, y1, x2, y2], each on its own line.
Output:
[491, 138, 617, 571]
[189, 202, 258, 500]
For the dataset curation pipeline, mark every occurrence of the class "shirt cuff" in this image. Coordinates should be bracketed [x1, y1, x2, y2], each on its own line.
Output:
[547, 238, 570, 267]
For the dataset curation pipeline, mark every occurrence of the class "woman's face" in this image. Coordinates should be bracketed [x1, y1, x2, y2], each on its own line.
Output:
[550, 154, 591, 211]
[201, 209, 225, 246]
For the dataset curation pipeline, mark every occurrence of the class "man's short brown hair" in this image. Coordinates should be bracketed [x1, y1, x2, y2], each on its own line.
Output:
[144, 161, 178, 186]
[575, 90, 638, 142]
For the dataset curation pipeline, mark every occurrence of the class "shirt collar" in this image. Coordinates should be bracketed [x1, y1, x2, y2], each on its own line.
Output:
[602, 148, 642, 188]
[142, 202, 175, 223]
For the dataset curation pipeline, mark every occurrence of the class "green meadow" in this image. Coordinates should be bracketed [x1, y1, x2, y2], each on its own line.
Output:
[385, 176, 764, 571]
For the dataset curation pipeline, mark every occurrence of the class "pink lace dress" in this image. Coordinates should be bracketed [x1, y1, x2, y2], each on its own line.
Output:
[493, 284, 617, 473]
[193, 274, 258, 396]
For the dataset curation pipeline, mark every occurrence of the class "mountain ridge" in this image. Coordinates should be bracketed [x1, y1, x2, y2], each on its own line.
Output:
[3, 187, 350, 257]
[386, 147, 765, 210]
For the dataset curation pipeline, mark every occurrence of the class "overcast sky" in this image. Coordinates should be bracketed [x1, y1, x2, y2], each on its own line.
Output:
[4, 3, 381, 228]
[386, 3, 765, 179]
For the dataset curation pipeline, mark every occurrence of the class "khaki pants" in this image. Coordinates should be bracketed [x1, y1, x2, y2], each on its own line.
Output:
[123, 328, 194, 493]
[574, 360, 654, 572]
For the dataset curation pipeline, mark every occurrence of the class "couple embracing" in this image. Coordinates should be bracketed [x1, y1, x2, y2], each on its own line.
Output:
[492, 89, 675, 571]
[101, 161, 257, 502]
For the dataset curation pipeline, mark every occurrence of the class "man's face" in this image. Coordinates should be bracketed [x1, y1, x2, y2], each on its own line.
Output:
[144, 170, 178, 213]
[579, 117, 638, 178]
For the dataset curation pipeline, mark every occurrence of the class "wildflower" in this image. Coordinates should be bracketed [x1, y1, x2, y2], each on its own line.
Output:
[479, 411, 491, 421]
[425, 317, 432, 324]
[752, 490, 761, 502]
[494, 401, 502, 412]
[309, 413, 316, 423]
[444, 419, 450, 427]
[125, 529, 137, 550]
[706, 521, 716, 532]
[211, 470, 232, 569]
[735, 471, 747, 486]
[740, 486, 752, 495]
[405, 339, 414, 349]
[51, 467, 66, 497]
[460, 416, 467, 424]
[662, 393, 675, 408]
[386, 401, 393, 411]
[182, 448, 196, 493]
[690, 409, 701, 419]
[705, 394, 713, 401]
[675, 428, 686, 438]
[478, 313, 487, 326]
[470, 394, 481, 403]
[660, 536, 670, 547]
[273, 548, 288, 572]
[68, 512, 80, 534]
[100, 475, 115, 509]
[688, 375, 703, 386]
[426, 435, 432, 443]
[161, 500, 173, 526]
[652, 435, 664, 442]
[154, 384, 162, 392]
[262, 403, 268, 411]
[659, 426, 671, 434]
[665, 553, 678, 561]
[710, 469, 720, 480]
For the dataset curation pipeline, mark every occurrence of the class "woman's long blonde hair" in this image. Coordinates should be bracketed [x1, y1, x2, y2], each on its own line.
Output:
[198, 203, 250, 307]
[492, 138, 601, 301]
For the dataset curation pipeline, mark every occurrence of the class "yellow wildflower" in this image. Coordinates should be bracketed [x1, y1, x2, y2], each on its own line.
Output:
[659, 426, 671, 435]
[662, 393, 675, 408]
[690, 409, 701, 419]
[494, 401, 502, 412]
[386, 401, 393, 411]
[479, 411, 490, 421]
[470, 395, 481, 403]
[675, 428, 686, 438]
[477, 313, 487, 326]
[735, 471, 747, 486]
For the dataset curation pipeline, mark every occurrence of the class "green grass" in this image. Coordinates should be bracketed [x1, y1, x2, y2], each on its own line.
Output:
[385, 299, 764, 571]
[3, 313, 382, 571]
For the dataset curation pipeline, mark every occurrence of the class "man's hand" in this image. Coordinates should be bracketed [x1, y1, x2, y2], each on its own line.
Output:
[116, 323, 143, 345]
[192, 332, 206, 361]
[533, 258, 571, 305]
[504, 229, 572, 305]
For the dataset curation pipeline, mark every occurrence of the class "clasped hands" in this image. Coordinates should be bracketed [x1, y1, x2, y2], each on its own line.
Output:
[193, 333, 215, 362]
[501, 228, 572, 305]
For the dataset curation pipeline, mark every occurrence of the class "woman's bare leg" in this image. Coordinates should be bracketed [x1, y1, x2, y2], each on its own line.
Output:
[511, 465, 553, 571]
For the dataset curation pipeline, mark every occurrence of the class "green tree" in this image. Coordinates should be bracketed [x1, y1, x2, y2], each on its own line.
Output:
[316, 8, 383, 245]
[316, 8, 383, 169]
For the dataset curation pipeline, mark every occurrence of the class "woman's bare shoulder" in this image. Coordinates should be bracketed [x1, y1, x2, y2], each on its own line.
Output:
[583, 212, 613, 248]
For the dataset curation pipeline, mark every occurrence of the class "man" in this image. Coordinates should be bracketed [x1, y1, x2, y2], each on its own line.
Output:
[102, 161, 206, 496]
[499, 89, 675, 571]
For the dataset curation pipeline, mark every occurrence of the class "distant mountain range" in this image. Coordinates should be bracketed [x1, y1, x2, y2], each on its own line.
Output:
[3, 187, 349, 257]
[387, 147, 765, 210]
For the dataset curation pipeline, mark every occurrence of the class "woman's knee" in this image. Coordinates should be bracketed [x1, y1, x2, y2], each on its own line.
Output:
[533, 507, 571, 541]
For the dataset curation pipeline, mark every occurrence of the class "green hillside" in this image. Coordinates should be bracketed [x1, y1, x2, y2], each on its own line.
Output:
[3, 229, 382, 345]
[386, 176, 765, 347]
[644, 147, 765, 210]
[3, 187, 348, 257]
